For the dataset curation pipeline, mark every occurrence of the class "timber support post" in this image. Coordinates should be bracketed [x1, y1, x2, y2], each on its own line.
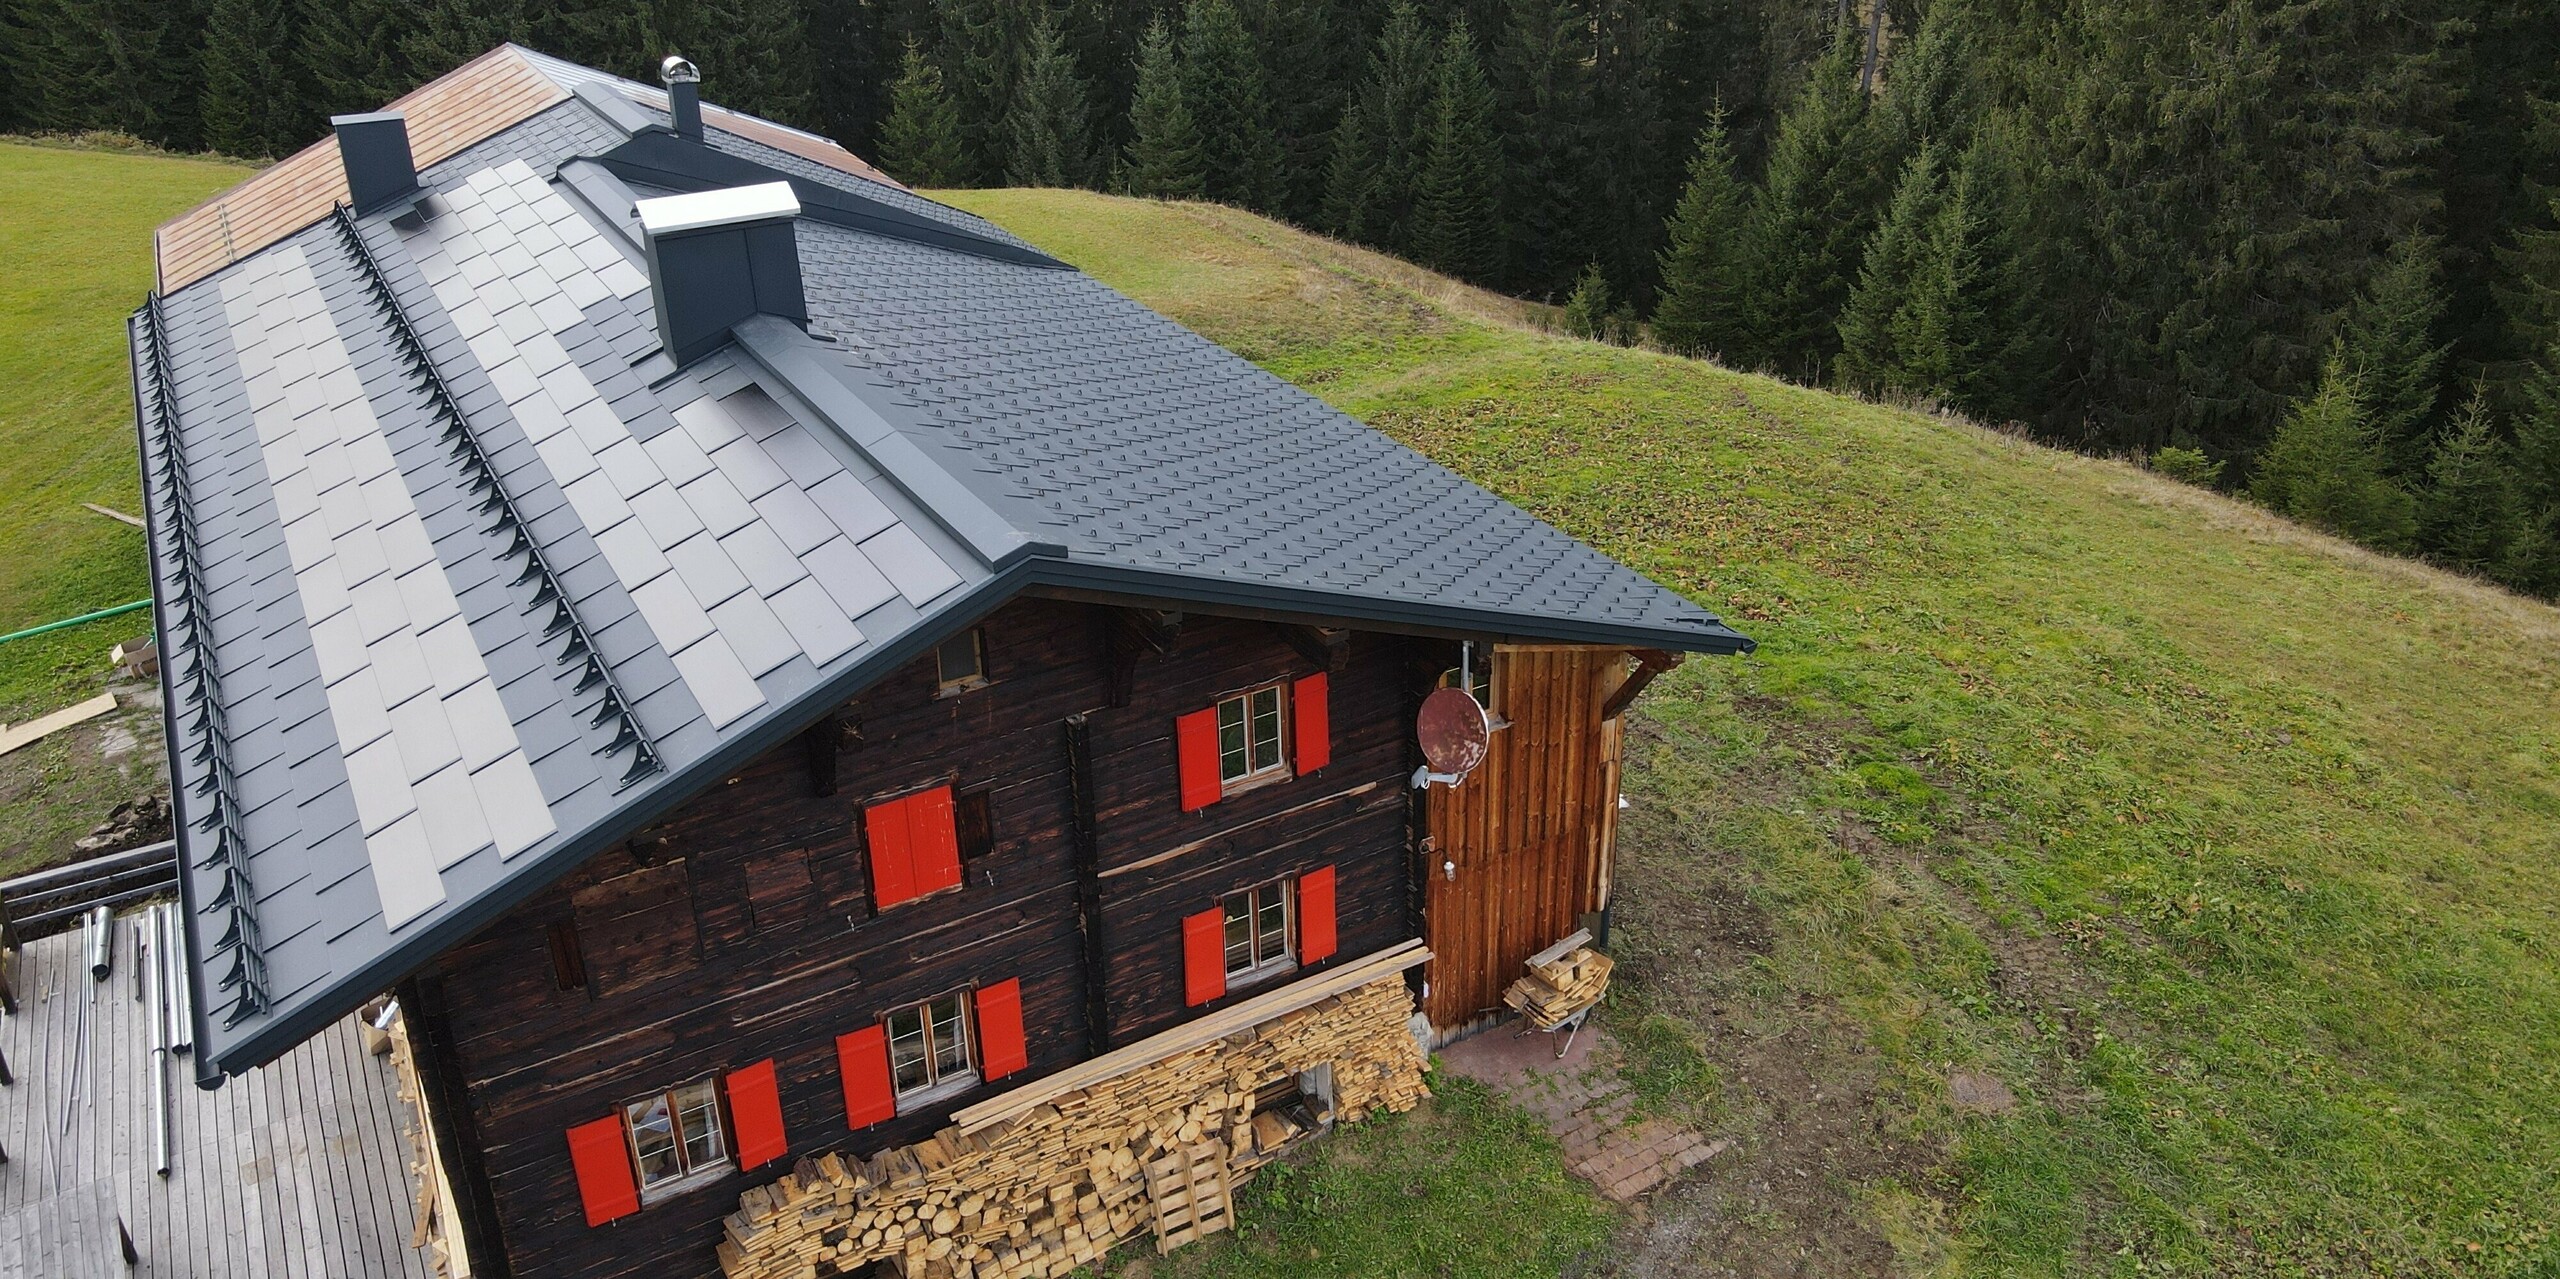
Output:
[1064, 713, 1111, 1055]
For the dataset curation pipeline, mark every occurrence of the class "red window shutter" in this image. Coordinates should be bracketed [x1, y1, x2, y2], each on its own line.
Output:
[837, 1025, 897, 1129]
[1175, 708, 1222, 811]
[864, 794, 917, 909]
[726, 1059, 788, 1170]
[910, 785, 962, 895]
[1292, 673, 1331, 774]
[1182, 907, 1227, 1006]
[975, 978, 1027, 1080]
[1298, 864, 1338, 964]
[566, 1114, 640, 1227]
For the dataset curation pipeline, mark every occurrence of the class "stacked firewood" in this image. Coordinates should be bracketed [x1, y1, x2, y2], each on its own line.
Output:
[1503, 946, 1613, 1030]
[717, 976, 1429, 1279]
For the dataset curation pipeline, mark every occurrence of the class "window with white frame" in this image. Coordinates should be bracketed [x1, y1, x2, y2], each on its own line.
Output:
[1215, 684, 1288, 787]
[1222, 879, 1293, 981]
[624, 1078, 727, 1196]
[886, 990, 977, 1099]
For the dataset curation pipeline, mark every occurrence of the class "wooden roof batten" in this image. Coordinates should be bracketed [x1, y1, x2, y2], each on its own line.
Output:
[152, 43, 900, 294]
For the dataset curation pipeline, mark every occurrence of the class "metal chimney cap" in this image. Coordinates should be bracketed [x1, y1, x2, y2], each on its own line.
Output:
[660, 55, 701, 86]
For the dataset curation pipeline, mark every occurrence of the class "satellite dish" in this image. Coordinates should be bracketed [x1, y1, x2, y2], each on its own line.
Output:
[1414, 686, 1490, 788]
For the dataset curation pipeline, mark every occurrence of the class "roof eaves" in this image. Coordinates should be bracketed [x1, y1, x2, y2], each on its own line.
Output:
[1022, 558, 1755, 656]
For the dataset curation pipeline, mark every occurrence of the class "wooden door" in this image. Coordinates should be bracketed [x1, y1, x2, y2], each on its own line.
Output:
[1421, 647, 1630, 1037]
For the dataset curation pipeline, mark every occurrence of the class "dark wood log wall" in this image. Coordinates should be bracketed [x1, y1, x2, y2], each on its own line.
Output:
[413, 597, 1421, 1279]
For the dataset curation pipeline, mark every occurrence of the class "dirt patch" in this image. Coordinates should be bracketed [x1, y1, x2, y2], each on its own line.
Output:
[0, 672, 167, 876]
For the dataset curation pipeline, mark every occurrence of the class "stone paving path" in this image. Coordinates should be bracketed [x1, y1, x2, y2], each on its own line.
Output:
[1437, 1022, 1728, 1200]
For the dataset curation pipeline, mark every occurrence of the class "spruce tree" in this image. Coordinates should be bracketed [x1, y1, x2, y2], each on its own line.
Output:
[400, 0, 523, 84]
[300, 0, 418, 119]
[2250, 350, 2418, 550]
[1561, 262, 1613, 342]
[1179, 0, 1283, 211]
[1005, 9, 1094, 188]
[1652, 110, 1751, 360]
[1739, 19, 1883, 380]
[1322, 3, 1435, 250]
[2418, 389, 2517, 572]
[1412, 18, 1500, 282]
[1865, 0, 1976, 173]
[1121, 17, 1202, 199]
[878, 42, 970, 188]
[1490, 0, 1592, 298]
[938, 0, 1040, 186]
[1240, 0, 1355, 224]
[2506, 349, 2560, 594]
[1835, 144, 1945, 392]
[2340, 234, 2452, 481]
[200, 0, 302, 157]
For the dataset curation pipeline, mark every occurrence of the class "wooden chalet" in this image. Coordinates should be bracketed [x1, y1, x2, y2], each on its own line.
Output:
[130, 47, 1751, 1279]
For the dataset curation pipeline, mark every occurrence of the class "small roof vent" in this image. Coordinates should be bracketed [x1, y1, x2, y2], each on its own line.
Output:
[331, 112, 418, 214]
[634, 181, 807, 364]
[660, 54, 704, 142]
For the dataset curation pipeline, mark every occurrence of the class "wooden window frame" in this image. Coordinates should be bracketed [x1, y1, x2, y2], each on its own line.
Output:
[883, 988, 980, 1106]
[546, 918, 588, 992]
[1220, 878, 1296, 990]
[620, 1076, 730, 1204]
[953, 788, 995, 862]
[934, 627, 989, 696]
[1213, 683, 1292, 793]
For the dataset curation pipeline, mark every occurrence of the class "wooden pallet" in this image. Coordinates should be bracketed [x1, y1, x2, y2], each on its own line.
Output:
[1145, 1141, 1234, 1254]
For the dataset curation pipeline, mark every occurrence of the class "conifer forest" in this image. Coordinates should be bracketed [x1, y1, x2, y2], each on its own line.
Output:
[9, 0, 2560, 596]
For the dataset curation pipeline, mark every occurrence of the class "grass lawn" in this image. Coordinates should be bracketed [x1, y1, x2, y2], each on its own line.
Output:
[5, 142, 2555, 1274]
[946, 189, 2560, 1276]
[0, 140, 249, 873]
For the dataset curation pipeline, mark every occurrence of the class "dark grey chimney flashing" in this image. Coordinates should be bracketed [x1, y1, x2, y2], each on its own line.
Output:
[331, 112, 418, 214]
[660, 55, 703, 142]
[635, 182, 806, 365]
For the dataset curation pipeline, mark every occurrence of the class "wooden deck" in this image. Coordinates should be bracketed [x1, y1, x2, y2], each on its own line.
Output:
[0, 919, 436, 1279]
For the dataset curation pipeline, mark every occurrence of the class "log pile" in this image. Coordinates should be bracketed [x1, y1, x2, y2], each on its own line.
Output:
[717, 974, 1429, 1279]
[1502, 946, 1612, 1030]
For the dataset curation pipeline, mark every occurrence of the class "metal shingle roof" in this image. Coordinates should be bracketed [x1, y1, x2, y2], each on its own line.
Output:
[139, 64, 1747, 1080]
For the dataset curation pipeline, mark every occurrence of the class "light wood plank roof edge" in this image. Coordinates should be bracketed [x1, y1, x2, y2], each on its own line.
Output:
[154, 42, 904, 296]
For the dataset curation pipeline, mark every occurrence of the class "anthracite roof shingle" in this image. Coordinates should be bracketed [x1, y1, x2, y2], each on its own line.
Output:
[137, 61, 1750, 1082]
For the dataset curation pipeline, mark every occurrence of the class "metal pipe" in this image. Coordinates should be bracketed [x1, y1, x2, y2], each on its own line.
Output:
[146, 907, 170, 1177]
[0, 598, 151, 647]
[86, 905, 111, 980]
[165, 903, 193, 1055]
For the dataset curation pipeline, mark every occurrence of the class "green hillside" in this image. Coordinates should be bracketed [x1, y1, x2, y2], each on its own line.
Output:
[0, 141, 251, 871]
[939, 190, 2560, 1275]
[3, 141, 2555, 1273]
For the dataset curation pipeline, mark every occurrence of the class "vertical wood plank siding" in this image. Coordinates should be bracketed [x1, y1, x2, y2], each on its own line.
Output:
[1420, 647, 1632, 1032]
[416, 600, 1420, 1279]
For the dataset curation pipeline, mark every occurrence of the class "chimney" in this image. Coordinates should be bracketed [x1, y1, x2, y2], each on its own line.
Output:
[660, 55, 703, 142]
[331, 112, 418, 214]
[634, 181, 807, 364]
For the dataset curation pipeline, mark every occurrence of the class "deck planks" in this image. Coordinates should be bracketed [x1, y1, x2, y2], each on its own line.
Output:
[0, 923, 435, 1279]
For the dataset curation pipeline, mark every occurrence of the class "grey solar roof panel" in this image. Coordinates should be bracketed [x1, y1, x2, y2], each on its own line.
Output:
[137, 68, 1747, 1082]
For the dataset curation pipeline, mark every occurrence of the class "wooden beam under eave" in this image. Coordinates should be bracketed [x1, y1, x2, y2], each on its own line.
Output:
[1275, 623, 1350, 673]
[1600, 650, 1683, 721]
